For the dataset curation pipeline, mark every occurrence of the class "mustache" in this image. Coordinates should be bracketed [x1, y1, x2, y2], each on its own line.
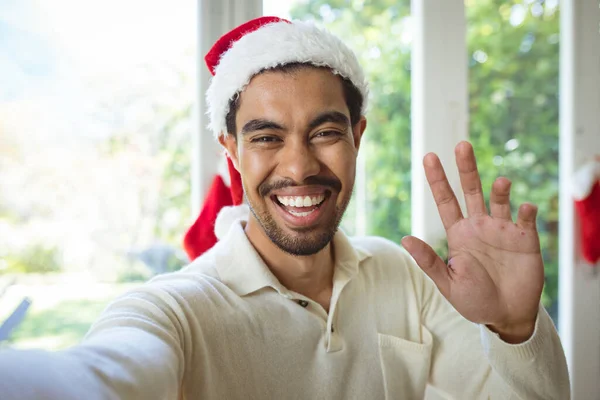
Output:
[259, 176, 342, 197]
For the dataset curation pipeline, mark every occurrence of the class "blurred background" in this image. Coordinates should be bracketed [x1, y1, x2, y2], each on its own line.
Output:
[0, 0, 562, 349]
[4, 1, 600, 398]
[0, 0, 196, 349]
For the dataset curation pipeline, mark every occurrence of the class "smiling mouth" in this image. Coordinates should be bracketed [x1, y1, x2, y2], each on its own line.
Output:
[271, 192, 329, 217]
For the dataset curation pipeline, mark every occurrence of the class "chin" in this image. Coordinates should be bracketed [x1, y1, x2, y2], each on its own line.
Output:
[269, 229, 336, 256]
[250, 204, 339, 256]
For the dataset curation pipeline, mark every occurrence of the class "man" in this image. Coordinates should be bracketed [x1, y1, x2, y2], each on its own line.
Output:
[0, 17, 569, 399]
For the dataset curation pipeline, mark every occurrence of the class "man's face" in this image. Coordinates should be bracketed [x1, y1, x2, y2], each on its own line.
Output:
[222, 67, 366, 256]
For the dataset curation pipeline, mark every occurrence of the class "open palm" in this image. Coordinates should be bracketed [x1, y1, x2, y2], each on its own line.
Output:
[402, 142, 544, 342]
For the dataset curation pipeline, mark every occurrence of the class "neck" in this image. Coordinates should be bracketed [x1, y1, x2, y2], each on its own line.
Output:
[244, 216, 335, 310]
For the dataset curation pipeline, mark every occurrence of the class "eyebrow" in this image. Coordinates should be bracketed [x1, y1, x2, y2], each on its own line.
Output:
[240, 119, 284, 136]
[239, 111, 350, 136]
[307, 111, 350, 132]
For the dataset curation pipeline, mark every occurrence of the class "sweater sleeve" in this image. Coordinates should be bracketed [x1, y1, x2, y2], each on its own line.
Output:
[418, 264, 570, 399]
[0, 285, 186, 400]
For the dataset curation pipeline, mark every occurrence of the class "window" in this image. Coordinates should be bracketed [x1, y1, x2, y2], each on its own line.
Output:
[266, 0, 413, 242]
[467, 0, 560, 321]
[268, 0, 560, 322]
[0, 0, 196, 349]
[0, 0, 562, 350]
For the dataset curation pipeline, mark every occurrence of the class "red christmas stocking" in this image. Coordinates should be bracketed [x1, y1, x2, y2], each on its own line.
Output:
[573, 160, 600, 264]
[183, 174, 233, 261]
[183, 158, 244, 261]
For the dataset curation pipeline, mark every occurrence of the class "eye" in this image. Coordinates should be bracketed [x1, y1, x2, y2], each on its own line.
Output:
[250, 135, 281, 143]
[312, 130, 345, 141]
[314, 130, 343, 138]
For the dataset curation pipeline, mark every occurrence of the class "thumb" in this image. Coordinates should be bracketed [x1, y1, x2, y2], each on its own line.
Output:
[401, 236, 451, 297]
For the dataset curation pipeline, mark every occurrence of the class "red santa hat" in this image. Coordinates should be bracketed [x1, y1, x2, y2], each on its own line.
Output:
[572, 158, 600, 265]
[183, 16, 368, 260]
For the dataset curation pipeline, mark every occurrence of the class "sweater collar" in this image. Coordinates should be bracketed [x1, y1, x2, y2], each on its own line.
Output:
[213, 220, 372, 297]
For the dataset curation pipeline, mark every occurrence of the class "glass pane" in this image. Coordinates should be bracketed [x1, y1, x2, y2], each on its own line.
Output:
[466, 0, 560, 322]
[265, 0, 412, 241]
[0, 0, 196, 349]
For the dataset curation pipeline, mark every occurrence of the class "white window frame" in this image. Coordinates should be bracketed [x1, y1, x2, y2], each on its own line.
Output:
[559, 0, 600, 397]
[192, 0, 263, 216]
[411, 0, 468, 245]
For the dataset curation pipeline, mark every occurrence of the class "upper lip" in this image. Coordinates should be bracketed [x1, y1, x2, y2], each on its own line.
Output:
[270, 185, 331, 197]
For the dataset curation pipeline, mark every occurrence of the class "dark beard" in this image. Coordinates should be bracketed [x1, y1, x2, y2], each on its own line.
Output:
[248, 201, 347, 256]
[246, 177, 352, 256]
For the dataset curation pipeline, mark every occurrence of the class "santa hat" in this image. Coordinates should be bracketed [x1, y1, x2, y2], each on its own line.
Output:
[572, 158, 600, 265]
[183, 16, 368, 260]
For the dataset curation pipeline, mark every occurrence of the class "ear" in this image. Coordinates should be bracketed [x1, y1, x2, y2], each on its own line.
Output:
[218, 133, 240, 170]
[352, 116, 367, 151]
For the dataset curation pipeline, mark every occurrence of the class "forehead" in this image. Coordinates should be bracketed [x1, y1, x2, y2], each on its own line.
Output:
[236, 67, 348, 123]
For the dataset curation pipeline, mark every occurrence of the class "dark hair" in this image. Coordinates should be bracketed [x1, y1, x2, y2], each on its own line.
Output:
[224, 63, 363, 136]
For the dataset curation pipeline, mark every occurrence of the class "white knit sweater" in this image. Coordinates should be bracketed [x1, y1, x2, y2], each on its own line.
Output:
[0, 221, 570, 399]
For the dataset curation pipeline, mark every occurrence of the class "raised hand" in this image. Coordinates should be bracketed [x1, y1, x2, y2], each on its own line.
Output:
[401, 141, 544, 343]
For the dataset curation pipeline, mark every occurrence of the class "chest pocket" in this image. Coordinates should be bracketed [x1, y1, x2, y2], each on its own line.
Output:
[378, 326, 433, 400]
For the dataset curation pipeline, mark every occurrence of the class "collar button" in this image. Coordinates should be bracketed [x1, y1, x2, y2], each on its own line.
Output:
[297, 300, 309, 308]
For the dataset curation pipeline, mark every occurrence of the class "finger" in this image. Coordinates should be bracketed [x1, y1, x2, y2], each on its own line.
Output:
[516, 203, 538, 230]
[401, 236, 451, 298]
[423, 153, 464, 229]
[489, 177, 512, 220]
[455, 141, 487, 216]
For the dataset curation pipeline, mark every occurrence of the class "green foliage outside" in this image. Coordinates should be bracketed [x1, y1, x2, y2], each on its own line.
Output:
[291, 0, 559, 315]
[5, 299, 107, 350]
[1, 244, 62, 274]
[153, 103, 194, 246]
[292, 0, 413, 242]
[2, 282, 140, 350]
[466, 0, 560, 312]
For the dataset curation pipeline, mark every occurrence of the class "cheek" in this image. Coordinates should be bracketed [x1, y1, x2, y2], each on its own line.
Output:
[319, 145, 357, 187]
[239, 149, 274, 191]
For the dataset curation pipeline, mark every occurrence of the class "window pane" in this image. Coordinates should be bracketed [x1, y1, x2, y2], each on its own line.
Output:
[266, 0, 413, 241]
[0, 0, 196, 349]
[466, 0, 560, 322]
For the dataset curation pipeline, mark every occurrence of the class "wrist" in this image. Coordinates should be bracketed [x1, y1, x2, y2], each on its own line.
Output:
[487, 318, 536, 344]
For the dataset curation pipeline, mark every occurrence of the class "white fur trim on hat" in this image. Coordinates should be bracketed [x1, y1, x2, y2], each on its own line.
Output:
[206, 20, 369, 138]
[215, 204, 250, 239]
[572, 160, 600, 200]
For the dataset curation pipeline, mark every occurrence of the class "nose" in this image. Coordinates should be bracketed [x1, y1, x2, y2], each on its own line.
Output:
[277, 138, 321, 183]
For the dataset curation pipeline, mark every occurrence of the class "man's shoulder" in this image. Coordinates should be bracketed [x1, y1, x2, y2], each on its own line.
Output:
[349, 235, 410, 260]
[178, 247, 221, 279]
[87, 249, 236, 343]
[348, 235, 423, 279]
[141, 247, 226, 297]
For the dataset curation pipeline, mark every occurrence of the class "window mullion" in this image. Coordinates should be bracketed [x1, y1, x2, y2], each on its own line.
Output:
[410, 0, 468, 245]
[192, 0, 262, 215]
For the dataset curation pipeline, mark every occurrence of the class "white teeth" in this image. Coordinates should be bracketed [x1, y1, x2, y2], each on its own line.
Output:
[276, 194, 325, 208]
[289, 209, 316, 217]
